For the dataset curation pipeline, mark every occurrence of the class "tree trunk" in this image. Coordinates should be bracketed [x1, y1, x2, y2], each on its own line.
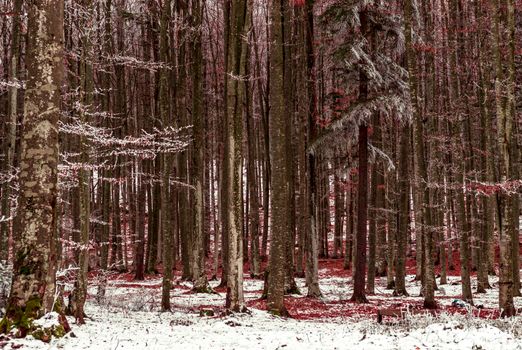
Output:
[75, 0, 95, 323]
[304, 0, 321, 298]
[266, 0, 290, 316]
[493, 0, 516, 317]
[0, 0, 22, 263]
[224, 0, 249, 312]
[190, 0, 210, 293]
[404, 0, 436, 309]
[246, 35, 261, 278]
[351, 123, 369, 304]
[158, 0, 173, 311]
[1, 0, 65, 333]
[394, 123, 410, 297]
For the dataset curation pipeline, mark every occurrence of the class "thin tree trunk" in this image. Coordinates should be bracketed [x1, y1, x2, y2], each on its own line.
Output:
[0, 0, 22, 263]
[159, 0, 173, 311]
[394, 123, 410, 297]
[304, 0, 321, 298]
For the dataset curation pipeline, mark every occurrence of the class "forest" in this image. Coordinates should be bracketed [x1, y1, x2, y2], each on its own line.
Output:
[0, 0, 521, 349]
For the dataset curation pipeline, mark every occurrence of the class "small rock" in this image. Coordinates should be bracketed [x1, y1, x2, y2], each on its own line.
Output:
[451, 299, 467, 308]
[225, 320, 241, 327]
[199, 308, 215, 317]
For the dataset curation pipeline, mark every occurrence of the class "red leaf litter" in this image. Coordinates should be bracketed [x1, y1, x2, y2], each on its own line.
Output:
[318, 258, 352, 278]
[87, 248, 513, 322]
[247, 296, 502, 321]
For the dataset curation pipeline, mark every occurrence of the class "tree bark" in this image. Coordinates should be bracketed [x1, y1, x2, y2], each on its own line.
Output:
[1, 0, 65, 333]
[267, 0, 290, 316]
[191, 0, 211, 294]
[404, 0, 436, 309]
[224, 0, 249, 312]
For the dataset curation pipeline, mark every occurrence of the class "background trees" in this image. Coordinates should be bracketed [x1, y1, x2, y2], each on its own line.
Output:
[0, 0, 520, 324]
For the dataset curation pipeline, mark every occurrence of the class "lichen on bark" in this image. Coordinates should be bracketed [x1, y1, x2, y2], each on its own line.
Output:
[1, 0, 67, 341]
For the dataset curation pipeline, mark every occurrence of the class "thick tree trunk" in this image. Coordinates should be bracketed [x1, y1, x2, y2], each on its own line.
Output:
[191, 0, 210, 294]
[224, 0, 249, 312]
[1, 0, 65, 334]
[493, 0, 516, 317]
[404, 0, 436, 309]
[266, 0, 290, 316]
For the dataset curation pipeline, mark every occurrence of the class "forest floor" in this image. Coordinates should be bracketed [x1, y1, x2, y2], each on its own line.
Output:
[3, 258, 522, 349]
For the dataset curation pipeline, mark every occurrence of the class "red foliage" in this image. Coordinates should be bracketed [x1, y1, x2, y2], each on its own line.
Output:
[247, 296, 501, 321]
[413, 43, 437, 54]
[291, 0, 305, 7]
[90, 254, 509, 322]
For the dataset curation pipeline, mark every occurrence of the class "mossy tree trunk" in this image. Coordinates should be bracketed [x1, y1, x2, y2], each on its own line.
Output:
[1, 0, 65, 335]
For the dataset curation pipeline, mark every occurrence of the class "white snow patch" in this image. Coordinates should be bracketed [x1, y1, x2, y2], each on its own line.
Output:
[33, 312, 61, 329]
[4, 269, 522, 349]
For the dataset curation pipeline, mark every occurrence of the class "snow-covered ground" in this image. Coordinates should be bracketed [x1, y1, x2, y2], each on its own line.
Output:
[4, 267, 522, 349]
[10, 306, 522, 350]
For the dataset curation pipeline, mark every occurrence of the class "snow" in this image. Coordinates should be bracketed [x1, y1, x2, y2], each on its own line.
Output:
[32, 312, 61, 329]
[7, 306, 522, 350]
[3, 266, 522, 349]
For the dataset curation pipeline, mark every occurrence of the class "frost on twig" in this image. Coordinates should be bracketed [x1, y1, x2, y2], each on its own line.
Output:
[59, 121, 191, 159]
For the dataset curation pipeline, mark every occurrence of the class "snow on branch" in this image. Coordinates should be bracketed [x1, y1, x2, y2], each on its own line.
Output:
[467, 179, 522, 196]
[365, 7, 405, 55]
[0, 215, 13, 223]
[59, 121, 192, 159]
[0, 78, 25, 91]
[106, 55, 172, 72]
[369, 142, 396, 171]
[102, 127, 192, 158]
[332, 94, 408, 130]
[0, 167, 17, 185]
[309, 94, 410, 154]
